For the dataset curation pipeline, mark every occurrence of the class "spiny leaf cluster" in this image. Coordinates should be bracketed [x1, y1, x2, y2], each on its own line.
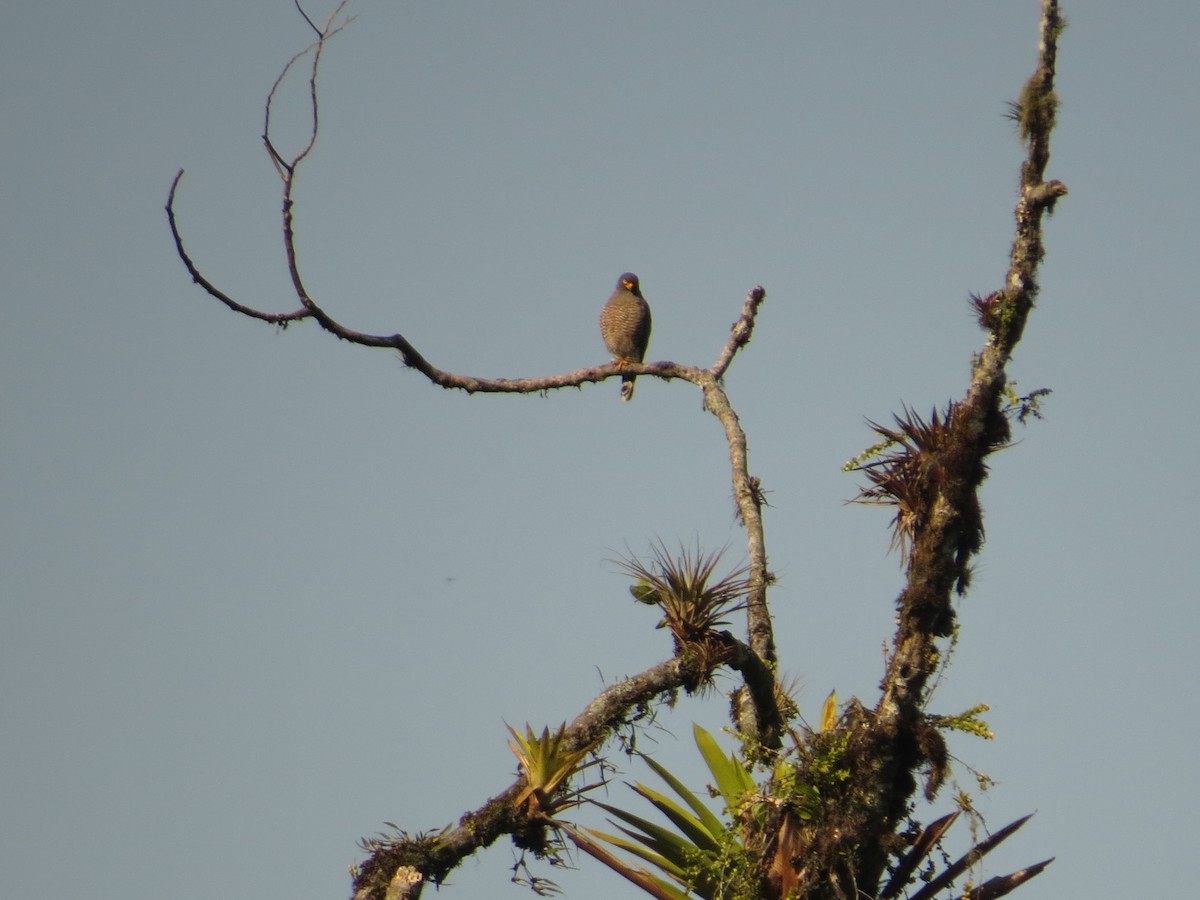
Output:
[852, 404, 967, 560]
[620, 541, 751, 644]
[508, 723, 601, 817]
[589, 725, 761, 900]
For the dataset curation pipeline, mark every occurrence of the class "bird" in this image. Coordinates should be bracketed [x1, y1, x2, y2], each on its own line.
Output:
[599, 272, 652, 401]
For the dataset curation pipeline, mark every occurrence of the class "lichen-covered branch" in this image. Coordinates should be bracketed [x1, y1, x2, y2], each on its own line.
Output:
[710, 286, 767, 380]
[707, 289, 772, 672]
[879, 0, 1065, 721]
[695, 332, 783, 747]
[350, 656, 707, 900]
[828, 3, 1067, 895]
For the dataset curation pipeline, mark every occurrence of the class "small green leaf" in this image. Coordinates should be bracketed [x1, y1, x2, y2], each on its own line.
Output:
[631, 580, 660, 604]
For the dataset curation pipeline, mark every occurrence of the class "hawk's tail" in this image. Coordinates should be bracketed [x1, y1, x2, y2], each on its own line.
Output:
[620, 375, 636, 402]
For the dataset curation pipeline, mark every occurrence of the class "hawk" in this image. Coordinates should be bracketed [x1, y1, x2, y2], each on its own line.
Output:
[599, 272, 652, 401]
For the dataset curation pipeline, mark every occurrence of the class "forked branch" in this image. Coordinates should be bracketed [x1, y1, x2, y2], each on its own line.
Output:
[166, 1, 779, 740]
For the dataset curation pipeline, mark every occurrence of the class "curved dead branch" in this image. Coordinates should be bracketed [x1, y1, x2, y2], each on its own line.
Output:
[165, 4, 780, 747]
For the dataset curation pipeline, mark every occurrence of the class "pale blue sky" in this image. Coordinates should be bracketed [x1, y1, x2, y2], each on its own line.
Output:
[3, 2, 1197, 899]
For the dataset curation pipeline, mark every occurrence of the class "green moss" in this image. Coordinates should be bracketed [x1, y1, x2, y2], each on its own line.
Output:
[1015, 74, 1058, 143]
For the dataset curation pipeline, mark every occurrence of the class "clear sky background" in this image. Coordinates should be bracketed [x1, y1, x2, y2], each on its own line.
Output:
[3, 2, 1196, 898]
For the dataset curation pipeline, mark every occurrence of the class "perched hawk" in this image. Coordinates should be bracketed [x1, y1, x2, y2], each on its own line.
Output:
[599, 272, 652, 401]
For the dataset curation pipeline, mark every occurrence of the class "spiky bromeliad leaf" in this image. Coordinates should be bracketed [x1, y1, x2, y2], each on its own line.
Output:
[593, 801, 707, 867]
[882, 810, 1052, 900]
[850, 404, 959, 557]
[638, 753, 728, 842]
[879, 811, 961, 899]
[587, 725, 756, 900]
[507, 722, 597, 815]
[966, 857, 1055, 900]
[587, 824, 693, 882]
[590, 821, 723, 900]
[692, 724, 755, 814]
[907, 813, 1046, 900]
[560, 821, 694, 900]
[616, 541, 751, 642]
[625, 782, 723, 852]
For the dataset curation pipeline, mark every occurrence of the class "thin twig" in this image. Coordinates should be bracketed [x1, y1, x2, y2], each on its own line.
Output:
[263, 1, 354, 175]
[165, 170, 310, 325]
[293, 0, 320, 38]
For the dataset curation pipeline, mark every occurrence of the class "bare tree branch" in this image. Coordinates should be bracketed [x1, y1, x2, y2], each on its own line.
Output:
[264, 1, 353, 174]
[293, 0, 322, 39]
[167, 175, 765, 400]
[704, 289, 778, 738]
[165, 3, 782, 745]
[710, 286, 767, 380]
[165, 169, 309, 325]
[694, 361, 780, 744]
